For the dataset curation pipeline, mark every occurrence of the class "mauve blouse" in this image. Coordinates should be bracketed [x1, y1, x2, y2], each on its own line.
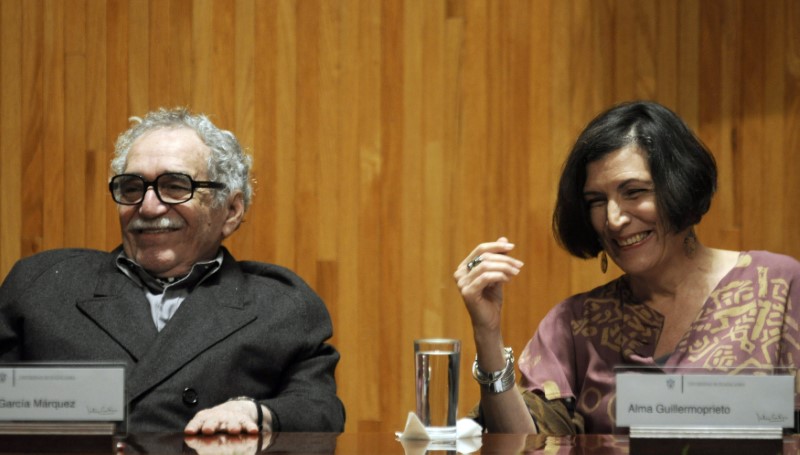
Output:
[518, 251, 800, 434]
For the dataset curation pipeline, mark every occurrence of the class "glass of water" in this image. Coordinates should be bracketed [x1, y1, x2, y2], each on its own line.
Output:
[414, 338, 461, 438]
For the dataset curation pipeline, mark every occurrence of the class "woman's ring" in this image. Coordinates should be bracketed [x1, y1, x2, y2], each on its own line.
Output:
[467, 255, 484, 272]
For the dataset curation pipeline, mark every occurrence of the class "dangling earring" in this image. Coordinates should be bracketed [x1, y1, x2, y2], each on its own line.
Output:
[600, 251, 608, 274]
[683, 230, 697, 257]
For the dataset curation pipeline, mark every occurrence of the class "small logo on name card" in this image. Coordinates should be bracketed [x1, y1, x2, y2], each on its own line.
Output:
[666, 378, 676, 389]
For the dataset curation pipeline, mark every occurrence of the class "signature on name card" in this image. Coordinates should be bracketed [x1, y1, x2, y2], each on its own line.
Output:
[87, 406, 119, 416]
[755, 412, 788, 424]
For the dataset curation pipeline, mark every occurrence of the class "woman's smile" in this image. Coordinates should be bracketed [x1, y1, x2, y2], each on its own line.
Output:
[615, 231, 652, 248]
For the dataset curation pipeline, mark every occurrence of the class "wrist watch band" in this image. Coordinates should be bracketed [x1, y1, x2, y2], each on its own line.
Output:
[227, 396, 263, 430]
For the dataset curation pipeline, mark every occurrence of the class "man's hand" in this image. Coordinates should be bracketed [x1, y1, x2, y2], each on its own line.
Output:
[184, 433, 269, 455]
[184, 399, 272, 435]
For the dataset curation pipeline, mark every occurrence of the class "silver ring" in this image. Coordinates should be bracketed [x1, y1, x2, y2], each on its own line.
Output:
[466, 255, 484, 272]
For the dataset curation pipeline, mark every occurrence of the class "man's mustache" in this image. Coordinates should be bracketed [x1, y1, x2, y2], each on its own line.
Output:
[127, 217, 185, 232]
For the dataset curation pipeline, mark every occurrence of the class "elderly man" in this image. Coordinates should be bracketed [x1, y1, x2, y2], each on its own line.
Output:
[0, 108, 345, 434]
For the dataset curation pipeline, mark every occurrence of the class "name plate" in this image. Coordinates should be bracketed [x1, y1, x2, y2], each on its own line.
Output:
[616, 370, 795, 438]
[0, 364, 125, 422]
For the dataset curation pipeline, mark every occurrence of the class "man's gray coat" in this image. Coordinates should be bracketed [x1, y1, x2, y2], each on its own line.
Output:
[0, 247, 345, 432]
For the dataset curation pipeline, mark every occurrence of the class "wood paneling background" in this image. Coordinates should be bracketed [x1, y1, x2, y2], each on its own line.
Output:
[1, 0, 799, 433]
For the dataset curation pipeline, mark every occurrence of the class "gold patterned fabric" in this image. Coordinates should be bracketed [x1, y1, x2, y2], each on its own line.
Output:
[467, 385, 586, 434]
[511, 251, 800, 434]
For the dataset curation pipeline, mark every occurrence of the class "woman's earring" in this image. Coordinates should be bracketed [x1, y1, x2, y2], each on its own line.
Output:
[600, 251, 608, 274]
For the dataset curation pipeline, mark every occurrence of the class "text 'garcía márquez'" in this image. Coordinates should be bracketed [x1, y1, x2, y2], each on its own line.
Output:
[0, 399, 76, 409]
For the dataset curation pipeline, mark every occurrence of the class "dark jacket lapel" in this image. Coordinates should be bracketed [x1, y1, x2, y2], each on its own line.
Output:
[76, 258, 158, 361]
[125, 253, 257, 401]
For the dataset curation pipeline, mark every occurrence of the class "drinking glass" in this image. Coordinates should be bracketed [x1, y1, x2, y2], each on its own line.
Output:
[414, 338, 460, 438]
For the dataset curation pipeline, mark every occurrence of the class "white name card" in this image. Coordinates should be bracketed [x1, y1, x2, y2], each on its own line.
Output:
[616, 371, 794, 437]
[0, 365, 125, 422]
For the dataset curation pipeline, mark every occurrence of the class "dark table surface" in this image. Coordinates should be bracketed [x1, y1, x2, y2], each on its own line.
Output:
[1, 431, 799, 454]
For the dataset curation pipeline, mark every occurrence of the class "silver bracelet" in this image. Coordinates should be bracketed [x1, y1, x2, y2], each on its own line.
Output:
[472, 347, 515, 394]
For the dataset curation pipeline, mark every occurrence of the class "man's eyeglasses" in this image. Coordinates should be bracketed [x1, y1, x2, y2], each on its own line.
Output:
[109, 173, 226, 205]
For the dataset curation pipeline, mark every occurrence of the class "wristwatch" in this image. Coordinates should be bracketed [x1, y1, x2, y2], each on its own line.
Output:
[227, 396, 263, 430]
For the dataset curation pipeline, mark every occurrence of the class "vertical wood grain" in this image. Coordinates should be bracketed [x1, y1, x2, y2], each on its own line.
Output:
[42, 0, 65, 251]
[85, 0, 108, 250]
[191, 0, 212, 111]
[172, 0, 194, 107]
[128, 0, 148, 115]
[149, 0, 172, 106]
[274, 0, 298, 268]
[785, 0, 800, 254]
[1, 0, 23, 274]
[378, 0, 404, 430]
[211, 0, 235, 122]
[251, 0, 278, 261]
[295, 0, 320, 286]
[759, 0, 786, 253]
[1, 0, 799, 434]
[63, 0, 87, 248]
[105, 0, 129, 250]
[21, 0, 44, 256]
[522, 0, 560, 345]
[230, 0, 256, 256]
[354, 0, 382, 428]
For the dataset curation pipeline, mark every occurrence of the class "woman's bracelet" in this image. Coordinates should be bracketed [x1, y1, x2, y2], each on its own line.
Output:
[472, 347, 516, 394]
[227, 396, 263, 430]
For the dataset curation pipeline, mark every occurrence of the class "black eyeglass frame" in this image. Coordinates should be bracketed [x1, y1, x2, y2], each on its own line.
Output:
[109, 172, 226, 205]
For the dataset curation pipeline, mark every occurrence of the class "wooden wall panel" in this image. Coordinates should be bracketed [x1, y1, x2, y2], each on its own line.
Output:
[42, 0, 65, 252]
[787, 0, 800, 255]
[85, 1, 109, 251]
[21, 0, 43, 257]
[1, 0, 23, 276]
[1, 0, 799, 433]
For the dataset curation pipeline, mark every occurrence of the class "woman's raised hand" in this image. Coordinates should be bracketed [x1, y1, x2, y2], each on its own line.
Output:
[454, 237, 523, 334]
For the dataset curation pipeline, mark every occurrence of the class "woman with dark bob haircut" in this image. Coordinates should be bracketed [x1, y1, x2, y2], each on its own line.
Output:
[554, 101, 717, 259]
[453, 100, 800, 434]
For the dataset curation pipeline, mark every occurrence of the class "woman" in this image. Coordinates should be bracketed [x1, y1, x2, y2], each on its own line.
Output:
[454, 101, 800, 434]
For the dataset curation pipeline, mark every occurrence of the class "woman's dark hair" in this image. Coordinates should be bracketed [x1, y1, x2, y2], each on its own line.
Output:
[553, 100, 717, 259]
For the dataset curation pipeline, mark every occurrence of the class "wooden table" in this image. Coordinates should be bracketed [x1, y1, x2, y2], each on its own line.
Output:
[1, 431, 798, 454]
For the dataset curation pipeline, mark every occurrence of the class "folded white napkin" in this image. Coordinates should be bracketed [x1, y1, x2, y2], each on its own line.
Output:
[395, 412, 483, 454]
